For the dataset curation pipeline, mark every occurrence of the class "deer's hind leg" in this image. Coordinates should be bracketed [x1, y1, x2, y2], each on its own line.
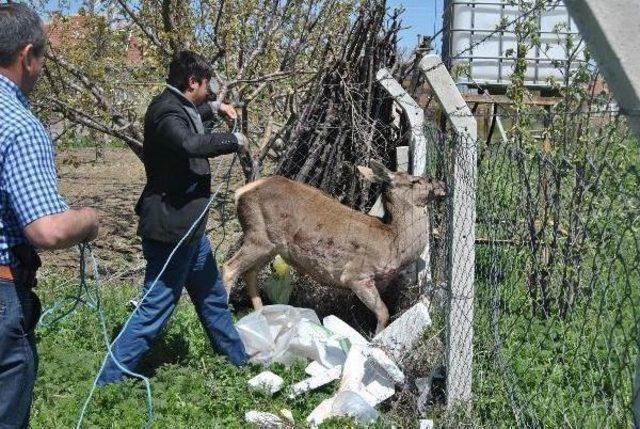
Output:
[222, 233, 277, 310]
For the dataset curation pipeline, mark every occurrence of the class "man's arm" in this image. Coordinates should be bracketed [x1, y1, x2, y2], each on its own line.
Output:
[24, 208, 98, 250]
[5, 125, 99, 250]
[155, 108, 241, 158]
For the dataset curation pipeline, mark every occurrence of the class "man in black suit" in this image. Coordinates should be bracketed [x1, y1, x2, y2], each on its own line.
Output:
[98, 51, 248, 384]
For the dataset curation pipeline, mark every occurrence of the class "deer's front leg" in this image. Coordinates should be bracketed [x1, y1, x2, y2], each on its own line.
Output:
[342, 267, 389, 335]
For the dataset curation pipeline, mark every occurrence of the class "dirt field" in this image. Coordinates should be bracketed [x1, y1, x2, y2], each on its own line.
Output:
[43, 147, 246, 280]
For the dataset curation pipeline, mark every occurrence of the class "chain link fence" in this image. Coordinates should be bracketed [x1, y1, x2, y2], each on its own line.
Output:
[422, 100, 640, 426]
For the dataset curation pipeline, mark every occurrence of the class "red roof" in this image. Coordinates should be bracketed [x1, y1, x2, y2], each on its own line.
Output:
[45, 14, 143, 65]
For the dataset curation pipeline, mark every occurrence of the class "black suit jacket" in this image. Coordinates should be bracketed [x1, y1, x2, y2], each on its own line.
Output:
[135, 89, 239, 244]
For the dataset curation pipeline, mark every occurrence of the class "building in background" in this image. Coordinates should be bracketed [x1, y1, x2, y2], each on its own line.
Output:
[45, 13, 144, 66]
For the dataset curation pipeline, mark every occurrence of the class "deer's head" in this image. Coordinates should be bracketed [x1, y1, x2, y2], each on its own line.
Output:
[358, 160, 446, 208]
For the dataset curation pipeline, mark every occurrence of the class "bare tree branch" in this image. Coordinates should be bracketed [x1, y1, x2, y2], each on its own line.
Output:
[115, 0, 169, 57]
[45, 97, 143, 158]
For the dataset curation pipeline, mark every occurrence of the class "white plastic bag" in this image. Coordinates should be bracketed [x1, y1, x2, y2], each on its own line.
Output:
[236, 305, 323, 365]
[236, 311, 276, 363]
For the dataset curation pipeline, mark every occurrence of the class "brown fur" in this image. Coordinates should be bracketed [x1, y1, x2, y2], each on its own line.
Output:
[223, 162, 446, 333]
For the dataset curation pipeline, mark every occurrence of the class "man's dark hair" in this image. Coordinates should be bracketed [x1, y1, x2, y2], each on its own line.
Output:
[0, 3, 47, 68]
[167, 50, 212, 91]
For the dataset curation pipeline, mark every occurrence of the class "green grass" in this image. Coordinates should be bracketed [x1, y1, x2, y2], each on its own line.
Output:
[470, 236, 639, 428]
[31, 274, 391, 428]
[465, 132, 640, 428]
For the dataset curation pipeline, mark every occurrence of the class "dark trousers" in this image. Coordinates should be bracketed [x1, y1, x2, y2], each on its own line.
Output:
[0, 281, 40, 429]
[97, 236, 247, 384]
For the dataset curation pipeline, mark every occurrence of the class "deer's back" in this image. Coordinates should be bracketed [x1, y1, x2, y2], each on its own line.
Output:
[235, 176, 392, 258]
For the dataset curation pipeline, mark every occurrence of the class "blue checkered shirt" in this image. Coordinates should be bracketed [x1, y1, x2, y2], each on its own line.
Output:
[0, 74, 68, 267]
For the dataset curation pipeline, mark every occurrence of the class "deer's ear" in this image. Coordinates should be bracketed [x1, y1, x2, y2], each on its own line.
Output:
[370, 160, 393, 184]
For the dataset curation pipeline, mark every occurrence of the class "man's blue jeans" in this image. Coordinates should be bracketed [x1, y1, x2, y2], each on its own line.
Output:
[97, 236, 247, 384]
[0, 281, 40, 429]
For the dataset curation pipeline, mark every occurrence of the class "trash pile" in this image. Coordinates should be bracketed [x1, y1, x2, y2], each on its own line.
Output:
[237, 302, 432, 428]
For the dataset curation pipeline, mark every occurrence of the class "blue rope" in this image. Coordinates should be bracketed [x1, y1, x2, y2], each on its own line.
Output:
[76, 241, 155, 429]
[38, 261, 97, 329]
[37, 119, 242, 427]
[75, 156, 236, 428]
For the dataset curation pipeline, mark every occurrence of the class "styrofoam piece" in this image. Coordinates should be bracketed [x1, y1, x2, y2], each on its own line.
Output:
[364, 347, 405, 385]
[339, 345, 403, 406]
[290, 365, 343, 398]
[361, 371, 395, 406]
[321, 342, 348, 367]
[339, 345, 368, 394]
[420, 419, 434, 429]
[322, 315, 369, 347]
[248, 371, 284, 395]
[323, 337, 348, 366]
[341, 345, 405, 390]
[306, 397, 335, 428]
[305, 361, 328, 377]
[373, 301, 431, 362]
[245, 411, 283, 428]
[331, 390, 379, 424]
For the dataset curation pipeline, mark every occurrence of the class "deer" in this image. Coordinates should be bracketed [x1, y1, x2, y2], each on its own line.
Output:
[222, 160, 446, 334]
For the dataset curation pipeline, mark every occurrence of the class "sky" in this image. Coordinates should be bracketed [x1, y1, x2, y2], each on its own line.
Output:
[44, 0, 445, 51]
[388, 0, 444, 51]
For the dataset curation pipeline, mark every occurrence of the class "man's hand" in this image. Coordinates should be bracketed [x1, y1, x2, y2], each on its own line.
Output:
[233, 133, 256, 182]
[218, 103, 238, 120]
[234, 132, 251, 156]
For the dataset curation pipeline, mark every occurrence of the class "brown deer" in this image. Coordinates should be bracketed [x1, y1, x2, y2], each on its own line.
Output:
[222, 161, 446, 333]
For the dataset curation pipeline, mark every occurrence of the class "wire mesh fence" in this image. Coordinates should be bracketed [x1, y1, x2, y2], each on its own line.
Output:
[422, 101, 640, 427]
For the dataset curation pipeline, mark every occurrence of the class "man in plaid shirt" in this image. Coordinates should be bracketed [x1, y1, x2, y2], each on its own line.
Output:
[0, 4, 99, 427]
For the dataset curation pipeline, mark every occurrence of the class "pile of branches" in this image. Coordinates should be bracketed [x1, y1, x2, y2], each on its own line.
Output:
[273, 0, 405, 210]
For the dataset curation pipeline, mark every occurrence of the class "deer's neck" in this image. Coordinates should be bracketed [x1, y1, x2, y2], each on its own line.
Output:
[382, 195, 429, 265]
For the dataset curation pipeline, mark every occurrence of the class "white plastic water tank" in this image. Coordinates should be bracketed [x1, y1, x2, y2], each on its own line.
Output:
[443, 0, 585, 88]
